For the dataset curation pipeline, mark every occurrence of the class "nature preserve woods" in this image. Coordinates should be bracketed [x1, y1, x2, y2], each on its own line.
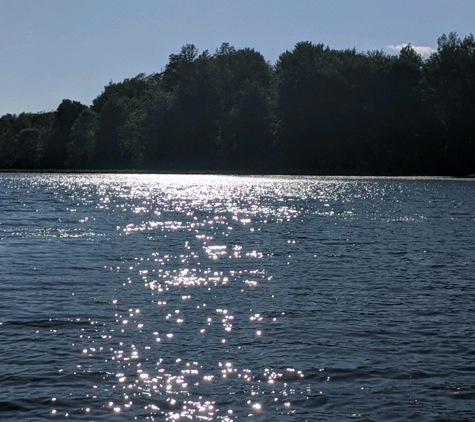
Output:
[1, 33, 474, 176]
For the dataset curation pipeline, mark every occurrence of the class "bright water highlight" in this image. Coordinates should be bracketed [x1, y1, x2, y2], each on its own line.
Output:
[1, 174, 474, 421]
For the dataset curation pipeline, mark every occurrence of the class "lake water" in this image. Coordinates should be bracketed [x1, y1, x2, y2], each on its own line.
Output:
[1, 173, 475, 421]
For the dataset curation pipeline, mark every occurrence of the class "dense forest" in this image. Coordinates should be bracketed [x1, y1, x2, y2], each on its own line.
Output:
[1, 32, 474, 175]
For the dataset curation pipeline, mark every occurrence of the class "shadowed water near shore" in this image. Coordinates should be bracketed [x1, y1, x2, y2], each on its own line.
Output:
[1, 174, 475, 421]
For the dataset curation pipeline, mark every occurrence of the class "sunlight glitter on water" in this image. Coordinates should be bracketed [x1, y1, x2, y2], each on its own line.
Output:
[2, 174, 475, 420]
[71, 175, 322, 419]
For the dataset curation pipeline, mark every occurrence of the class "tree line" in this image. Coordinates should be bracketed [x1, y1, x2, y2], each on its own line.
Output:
[1, 32, 474, 175]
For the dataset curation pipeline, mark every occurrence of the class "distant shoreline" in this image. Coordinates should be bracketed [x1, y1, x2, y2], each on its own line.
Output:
[2, 34, 474, 178]
[1, 168, 473, 179]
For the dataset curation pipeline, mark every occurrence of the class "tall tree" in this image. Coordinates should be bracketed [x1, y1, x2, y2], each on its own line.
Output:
[162, 45, 220, 169]
[92, 74, 152, 168]
[15, 128, 41, 169]
[274, 42, 353, 172]
[221, 48, 272, 169]
[423, 32, 475, 175]
[66, 108, 98, 168]
[41, 100, 86, 168]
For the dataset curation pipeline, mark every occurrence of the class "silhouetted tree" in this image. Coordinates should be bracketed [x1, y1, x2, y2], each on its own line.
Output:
[423, 32, 475, 175]
[1, 35, 474, 175]
[214, 45, 272, 169]
[162, 45, 220, 168]
[41, 100, 86, 168]
[66, 108, 98, 168]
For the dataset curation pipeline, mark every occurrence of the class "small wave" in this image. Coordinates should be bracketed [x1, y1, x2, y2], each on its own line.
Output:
[1, 318, 104, 329]
[0, 401, 30, 412]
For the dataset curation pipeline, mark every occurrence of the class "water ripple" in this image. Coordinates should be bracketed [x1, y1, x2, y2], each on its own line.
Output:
[1, 174, 475, 421]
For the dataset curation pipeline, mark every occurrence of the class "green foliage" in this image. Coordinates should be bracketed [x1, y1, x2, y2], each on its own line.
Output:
[66, 108, 98, 168]
[2, 34, 474, 175]
[15, 128, 41, 168]
[0, 111, 54, 168]
[214, 45, 272, 168]
[421, 33, 475, 175]
[40, 100, 87, 169]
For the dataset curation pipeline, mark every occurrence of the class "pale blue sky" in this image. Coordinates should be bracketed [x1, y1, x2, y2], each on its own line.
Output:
[1, 0, 474, 116]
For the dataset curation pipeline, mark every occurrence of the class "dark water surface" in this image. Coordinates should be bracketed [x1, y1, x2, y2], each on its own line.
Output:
[1, 174, 474, 421]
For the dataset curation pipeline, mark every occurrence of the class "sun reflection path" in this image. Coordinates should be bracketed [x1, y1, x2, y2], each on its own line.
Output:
[66, 175, 332, 420]
[11, 174, 461, 420]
